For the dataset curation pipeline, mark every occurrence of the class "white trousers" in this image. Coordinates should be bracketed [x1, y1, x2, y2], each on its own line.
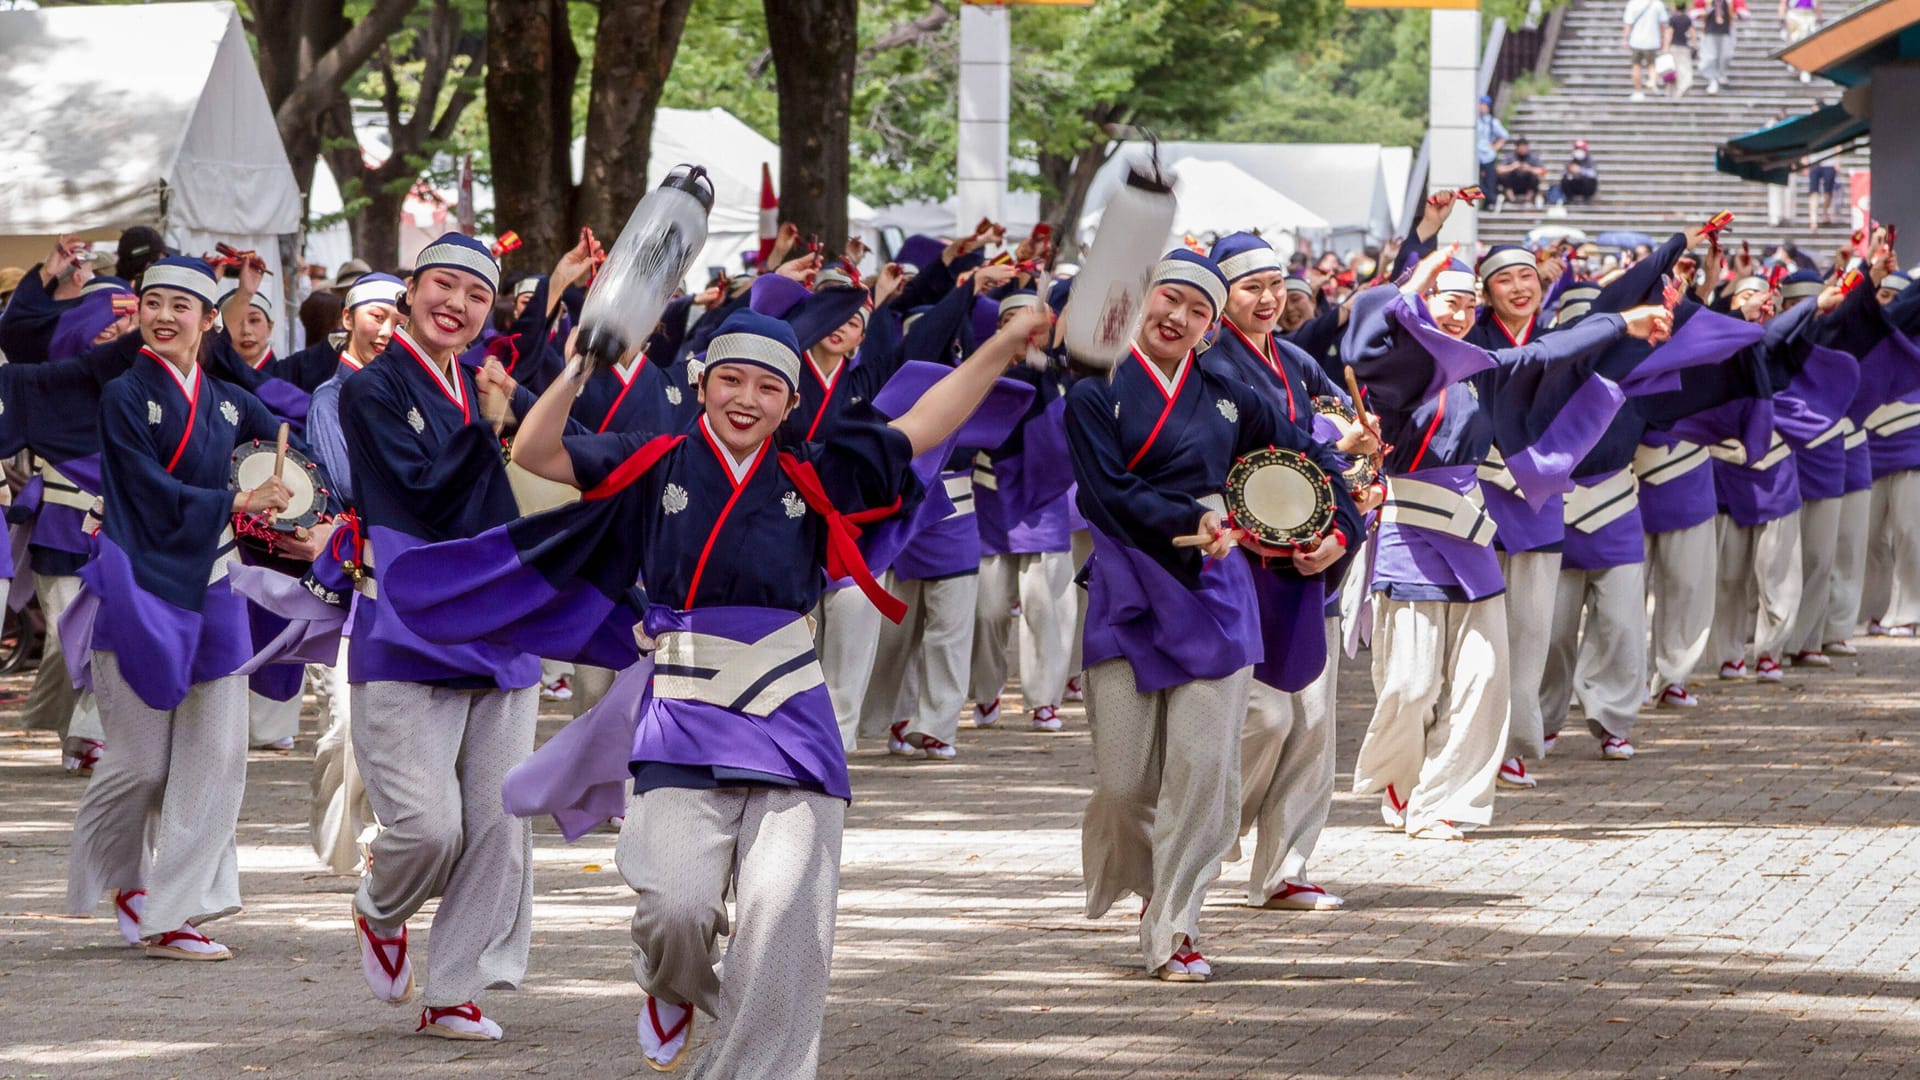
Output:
[1644, 520, 1718, 690]
[1081, 659, 1250, 973]
[1825, 488, 1872, 643]
[27, 573, 101, 743]
[1497, 550, 1558, 760]
[1355, 597, 1510, 830]
[1069, 529, 1093, 675]
[970, 551, 1076, 712]
[309, 640, 375, 874]
[1237, 616, 1339, 904]
[1863, 470, 1920, 628]
[1710, 512, 1803, 666]
[1787, 496, 1843, 655]
[816, 586, 884, 752]
[864, 571, 978, 746]
[617, 785, 842, 1080]
[248, 689, 302, 747]
[1542, 562, 1648, 740]
[67, 650, 248, 936]
[352, 681, 537, 1007]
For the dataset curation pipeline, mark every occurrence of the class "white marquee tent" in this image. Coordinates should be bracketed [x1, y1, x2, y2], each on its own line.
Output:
[0, 1, 303, 348]
[1077, 158, 1330, 256]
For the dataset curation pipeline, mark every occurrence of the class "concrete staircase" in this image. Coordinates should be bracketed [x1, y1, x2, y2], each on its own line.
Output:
[1480, 0, 1868, 251]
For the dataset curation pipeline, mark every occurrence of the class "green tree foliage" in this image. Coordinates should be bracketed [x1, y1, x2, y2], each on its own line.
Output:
[1208, 10, 1430, 149]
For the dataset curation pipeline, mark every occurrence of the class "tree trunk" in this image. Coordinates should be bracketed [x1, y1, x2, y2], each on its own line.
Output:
[487, 0, 579, 271]
[259, 0, 421, 193]
[576, 0, 697, 238]
[763, 0, 859, 249]
[252, 0, 351, 192]
[356, 175, 410, 270]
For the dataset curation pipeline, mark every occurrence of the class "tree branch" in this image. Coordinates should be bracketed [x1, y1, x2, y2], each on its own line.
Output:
[273, 0, 421, 142]
[859, 4, 950, 64]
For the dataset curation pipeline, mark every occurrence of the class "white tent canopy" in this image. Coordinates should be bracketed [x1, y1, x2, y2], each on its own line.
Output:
[1085, 142, 1411, 255]
[0, 1, 302, 346]
[1078, 158, 1330, 255]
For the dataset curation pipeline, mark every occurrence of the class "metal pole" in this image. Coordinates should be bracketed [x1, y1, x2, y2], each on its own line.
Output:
[956, 2, 1010, 233]
[1431, 7, 1483, 248]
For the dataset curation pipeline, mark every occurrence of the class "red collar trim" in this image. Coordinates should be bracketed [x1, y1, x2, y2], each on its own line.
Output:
[392, 331, 469, 424]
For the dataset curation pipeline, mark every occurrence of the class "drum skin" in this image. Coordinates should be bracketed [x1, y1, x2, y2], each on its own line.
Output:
[1224, 447, 1335, 555]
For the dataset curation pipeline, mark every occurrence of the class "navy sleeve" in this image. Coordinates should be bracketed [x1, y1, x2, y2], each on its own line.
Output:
[1066, 378, 1209, 561]
[97, 379, 235, 597]
[0, 265, 68, 363]
[804, 418, 921, 514]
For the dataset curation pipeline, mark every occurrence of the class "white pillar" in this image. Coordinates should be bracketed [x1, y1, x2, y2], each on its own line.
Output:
[956, 2, 1010, 233]
[1430, 8, 1482, 249]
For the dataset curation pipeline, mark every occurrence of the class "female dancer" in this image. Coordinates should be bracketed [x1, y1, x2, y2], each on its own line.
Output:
[64, 256, 325, 958]
[385, 303, 1050, 1075]
[1068, 250, 1360, 981]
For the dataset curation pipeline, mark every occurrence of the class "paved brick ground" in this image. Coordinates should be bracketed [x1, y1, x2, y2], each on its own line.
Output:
[3, 639, 1919, 1079]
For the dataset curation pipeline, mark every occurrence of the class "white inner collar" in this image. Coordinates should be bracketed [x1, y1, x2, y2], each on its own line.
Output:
[702, 415, 763, 484]
[1137, 349, 1189, 397]
[154, 352, 200, 401]
[396, 327, 465, 407]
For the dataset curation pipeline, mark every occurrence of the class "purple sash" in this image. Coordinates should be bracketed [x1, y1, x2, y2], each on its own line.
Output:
[1249, 566, 1327, 693]
[1372, 464, 1506, 600]
[350, 526, 543, 688]
[68, 537, 253, 709]
[1482, 483, 1564, 553]
[1081, 527, 1260, 693]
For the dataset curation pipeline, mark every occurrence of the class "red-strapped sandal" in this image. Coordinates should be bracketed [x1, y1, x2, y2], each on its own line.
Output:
[1156, 942, 1212, 982]
[144, 925, 230, 961]
[1262, 881, 1346, 912]
[640, 995, 696, 1072]
[418, 1001, 502, 1041]
[1381, 783, 1408, 828]
[113, 888, 147, 945]
[356, 914, 415, 1004]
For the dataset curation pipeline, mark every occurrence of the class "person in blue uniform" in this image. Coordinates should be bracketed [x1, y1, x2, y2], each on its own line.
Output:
[379, 299, 1050, 1076]
[1207, 231, 1380, 913]
[59, 256, 325, 961]
[1348, 248, 1669, 837]
[335, 233, 545, 1041]
[1069, 250, 1361, 983]
[0, 235, 95, 363]
[6, 272, 136, 772]
[294, 271, 404, 874]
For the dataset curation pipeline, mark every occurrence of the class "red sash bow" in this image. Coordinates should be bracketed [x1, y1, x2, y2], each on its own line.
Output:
[778, 453, 906, 623]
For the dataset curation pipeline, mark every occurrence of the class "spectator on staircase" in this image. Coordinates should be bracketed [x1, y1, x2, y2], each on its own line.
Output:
[1663, 0, 1697, 98]
[1496, 136, 1549, 212]
[1476, 95, 1509, 198]
[1781, 0, 1819, 82]
[1693, 0, 1747, 95]
[1624, 0, 1669, 101]
[1558, 141, 1600, 205]
[1806, 157, 1839, 233]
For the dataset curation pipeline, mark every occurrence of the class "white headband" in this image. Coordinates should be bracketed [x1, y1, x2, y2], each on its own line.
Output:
[707, 331, 801, 389]
[1215, 247, 1284, 283]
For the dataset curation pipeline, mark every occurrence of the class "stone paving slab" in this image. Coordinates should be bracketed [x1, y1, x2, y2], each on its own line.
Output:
[2, 640, 1919, 1078]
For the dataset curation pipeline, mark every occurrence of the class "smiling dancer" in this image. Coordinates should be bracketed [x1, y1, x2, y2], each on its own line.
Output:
[337, 233, 543, 1041]
[381, 298, 1050, 1075]
[1207, 230, 1378, 912]
[1070, 250, 1360, 981]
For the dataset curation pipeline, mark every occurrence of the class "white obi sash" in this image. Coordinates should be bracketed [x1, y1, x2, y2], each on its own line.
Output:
[38, 461, 97, 511]
[1632, 440, 1708, 486]
[1710, 432, 1791, 470]
[650, 617, 825, 718]
[1474, 446, 1523, 497]
[1383, 475, 1497, 547]
[1564, 467, 1638, 534]
[1865, 400, 1920, 439]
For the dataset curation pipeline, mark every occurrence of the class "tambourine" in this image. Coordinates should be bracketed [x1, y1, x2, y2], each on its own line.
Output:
[229, 440, 332, 553]
[1311, 396, 1381, 492]
[1223, 446, 1337, 557]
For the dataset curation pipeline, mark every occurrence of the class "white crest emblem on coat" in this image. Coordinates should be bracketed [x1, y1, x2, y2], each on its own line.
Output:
[147, 400, 163, 425]
[665, 385, 683, 406]
[1113, 400, 1121, 419]
[1216, 398, 1238, 423]
[663, 483, 689, 514]
[783, 490, 806, 519]
[220, 400, 240, 426]
[406, 407, 426, 434]
[0, 394, 6, 417]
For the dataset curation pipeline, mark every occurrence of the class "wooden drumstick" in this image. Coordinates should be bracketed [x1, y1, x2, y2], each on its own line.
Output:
[273, 423, 289, 493]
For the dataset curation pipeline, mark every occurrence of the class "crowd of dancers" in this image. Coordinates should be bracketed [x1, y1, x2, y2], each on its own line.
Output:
[2, 180, 1917, 1077]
